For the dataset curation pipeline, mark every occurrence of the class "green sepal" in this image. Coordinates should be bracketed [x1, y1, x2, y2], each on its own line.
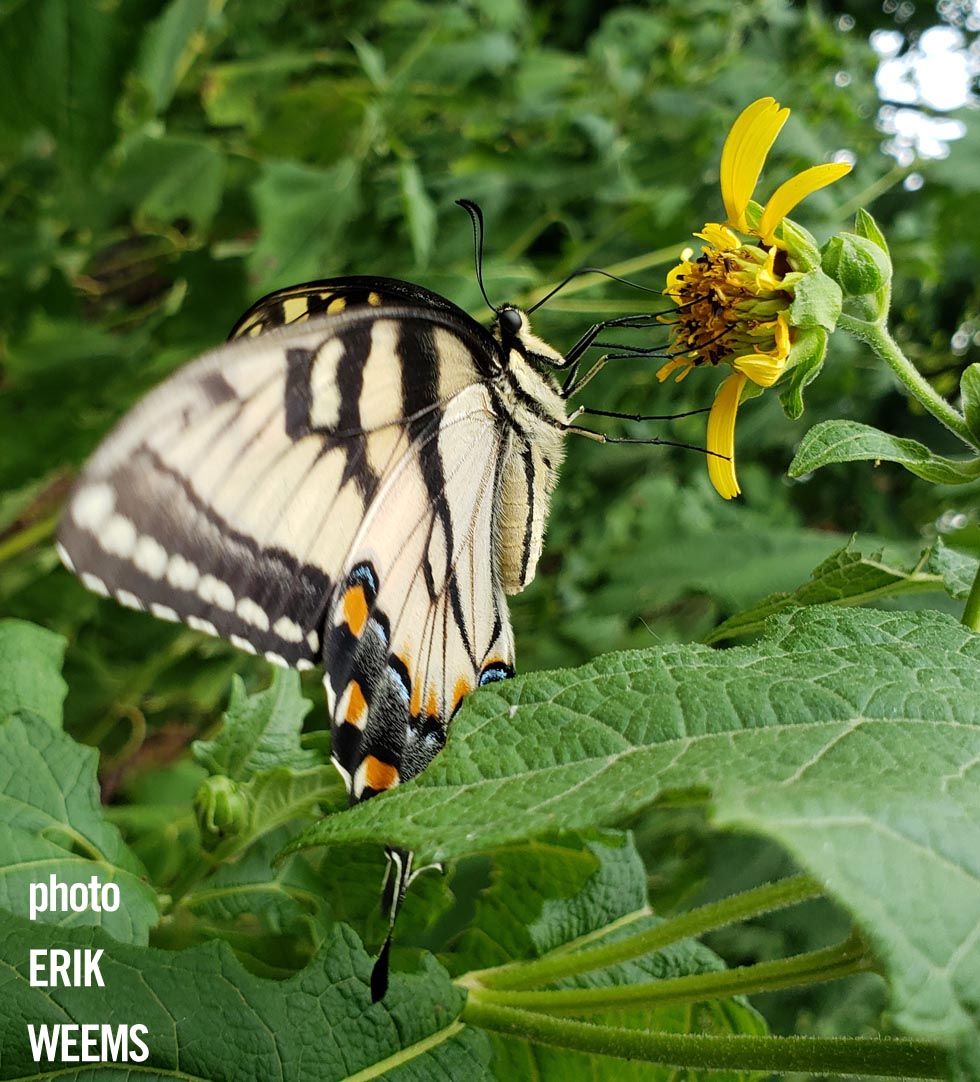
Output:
[778, 326, 828, 420]
[194, 775, 250, 848]
[779, 217, 822, 271]
[853, 208, 890, 256]
[821, 233, 891, 298]
[742, 199, 763, 232]
[960, 364, 980, 442]
[788, 267, 842, 332]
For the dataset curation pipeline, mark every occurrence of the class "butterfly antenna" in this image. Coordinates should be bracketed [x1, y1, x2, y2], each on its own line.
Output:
[456, 199, 498, 314]
[527, 267, 663, 315]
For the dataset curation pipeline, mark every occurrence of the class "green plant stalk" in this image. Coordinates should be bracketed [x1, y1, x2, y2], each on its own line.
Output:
[838, 313, 980, 629]
[462, 1001, 947, 1078]
[465, 873, 820, 991]
[0, 514, 58, 564]
[467, 931, 873, 1014]
[838, 313, 976, 450]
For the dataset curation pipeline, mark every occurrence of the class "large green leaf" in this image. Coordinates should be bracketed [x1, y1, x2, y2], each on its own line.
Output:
[0, 914, 492, 1082]
[248, 158, 362, 290]
[0, 716, 158, 943]
[292, 607, 980, 1055]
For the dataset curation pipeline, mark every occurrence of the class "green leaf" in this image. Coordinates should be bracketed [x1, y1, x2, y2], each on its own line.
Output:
[193, 670, 316, 780]
[134, 0, 224, 115]
[704, 542, 947, 643]
[0, 0, 131, 173]
[176, 827, 326, 940]
[112, 133, 226, 230]
[960, 363, 980, 443]
[400, 158, 437, 267]
[249, 158, 362, 290]
[0, 618, 66, 726]
[292, 607, 980, 1053]
[349, 31, 387, 87]
[0, 913, 492, 1081]
[789, 419, 980, 484]
[0, 716, 158, 943]
[925, 538, 979, 601]
[192, 672, 341, 852]
[853, 208, 890, 257]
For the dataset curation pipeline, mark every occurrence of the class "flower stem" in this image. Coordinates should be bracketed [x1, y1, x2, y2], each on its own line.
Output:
[467, 930, 873, 1015]
[461, 1001, 948, 1078]
[464, 873, 820, 992]
[838, 313, 976, 449]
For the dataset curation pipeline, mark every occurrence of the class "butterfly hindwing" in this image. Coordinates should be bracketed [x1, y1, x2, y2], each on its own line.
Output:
[323, 384, 516, 797]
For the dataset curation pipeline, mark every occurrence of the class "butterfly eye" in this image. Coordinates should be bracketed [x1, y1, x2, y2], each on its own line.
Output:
[497, 307, 523, 338]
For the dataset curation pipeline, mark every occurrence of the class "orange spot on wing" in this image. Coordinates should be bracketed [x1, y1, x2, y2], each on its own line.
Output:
[426, 685, 439, 718]
[343, 585, 368, 637]
[344, 681, 367, 727]
[363, 754, 399, 792]
[409, 666, 421, 717]
[452, 677, 472, 715]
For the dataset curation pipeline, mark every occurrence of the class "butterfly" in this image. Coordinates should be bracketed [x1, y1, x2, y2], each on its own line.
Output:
[57, 202, 671, 997]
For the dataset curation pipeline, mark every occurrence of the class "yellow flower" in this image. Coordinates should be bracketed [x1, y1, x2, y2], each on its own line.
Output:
[660, 97, 852, 498]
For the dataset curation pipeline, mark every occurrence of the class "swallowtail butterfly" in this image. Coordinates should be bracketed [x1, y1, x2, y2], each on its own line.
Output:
[57, 204, 669, 997]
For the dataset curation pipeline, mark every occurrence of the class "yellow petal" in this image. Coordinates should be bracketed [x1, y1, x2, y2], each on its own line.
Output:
[656, 357, 693, 383]
[720, 98, 789, 232]
[696, 223, 741, 251]
[706, 372, 746, 499]
[759, 162, 853, 242]
[733, 352, 785, 387]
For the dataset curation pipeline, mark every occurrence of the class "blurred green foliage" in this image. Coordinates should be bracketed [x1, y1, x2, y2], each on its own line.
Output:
[1, 0, 978, 1065]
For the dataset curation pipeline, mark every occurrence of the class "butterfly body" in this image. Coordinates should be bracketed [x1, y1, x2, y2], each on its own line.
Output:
[58, 276, 570, 801]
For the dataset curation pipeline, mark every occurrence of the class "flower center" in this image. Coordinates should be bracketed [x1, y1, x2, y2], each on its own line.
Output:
[663, 241, 792, 368]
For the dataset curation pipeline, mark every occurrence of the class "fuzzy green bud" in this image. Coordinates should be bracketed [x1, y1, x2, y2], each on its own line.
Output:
[194, 776, 249, 848]
[821, 233, 891, 297]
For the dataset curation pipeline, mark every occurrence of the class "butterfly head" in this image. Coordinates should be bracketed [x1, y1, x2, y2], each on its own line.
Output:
[494, 304, 566, 373]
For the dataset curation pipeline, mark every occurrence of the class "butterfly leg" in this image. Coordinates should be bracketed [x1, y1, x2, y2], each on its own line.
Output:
[370, 846, 445, 1002]
[560, 315, 667, 397]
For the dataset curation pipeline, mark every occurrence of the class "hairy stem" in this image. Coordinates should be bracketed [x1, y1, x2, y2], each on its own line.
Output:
[838, 313, 975, 449]
[462, 1001, 947, 1078]
[464, 873, 820, 992]
[468, 930, 874, 1014]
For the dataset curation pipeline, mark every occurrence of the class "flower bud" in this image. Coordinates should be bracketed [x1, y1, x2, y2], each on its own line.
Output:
[194, 776, 249, 848]
[821, 233, 891, 297]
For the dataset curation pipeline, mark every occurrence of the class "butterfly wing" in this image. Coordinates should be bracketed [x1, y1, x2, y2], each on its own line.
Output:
[323, 382, 515, 798]
[58, 299, 504, 678]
